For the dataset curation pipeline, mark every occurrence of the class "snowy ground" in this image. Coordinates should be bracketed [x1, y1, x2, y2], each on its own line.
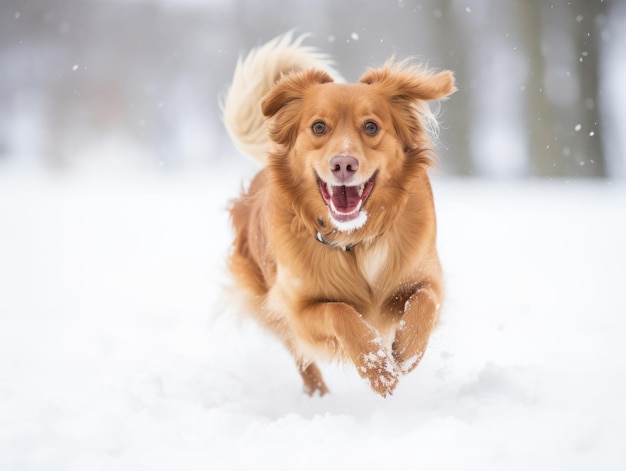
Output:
[1, 169, 625, 470]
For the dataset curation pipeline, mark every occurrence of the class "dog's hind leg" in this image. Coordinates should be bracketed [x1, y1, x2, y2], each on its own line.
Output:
[298, 361, 329, 396]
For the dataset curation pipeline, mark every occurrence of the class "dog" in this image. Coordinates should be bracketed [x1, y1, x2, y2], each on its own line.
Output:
[222, 32, 455, 397]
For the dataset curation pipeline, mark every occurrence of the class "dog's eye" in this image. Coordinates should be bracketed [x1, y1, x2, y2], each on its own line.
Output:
[364, 121, 379, 136]
[312, 121, 327, 136]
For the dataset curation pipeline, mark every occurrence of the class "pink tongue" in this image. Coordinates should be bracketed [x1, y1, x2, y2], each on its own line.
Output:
[332, 185, 361, 212]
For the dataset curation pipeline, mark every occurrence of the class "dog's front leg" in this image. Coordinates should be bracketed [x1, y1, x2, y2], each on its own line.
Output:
[392, 286, 441, 375]
[298, 301, 399, 397]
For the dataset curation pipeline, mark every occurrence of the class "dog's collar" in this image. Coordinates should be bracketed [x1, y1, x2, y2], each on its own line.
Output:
[315, 231, 357, 252]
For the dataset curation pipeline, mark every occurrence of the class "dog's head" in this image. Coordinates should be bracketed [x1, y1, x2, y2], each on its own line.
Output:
[261, 62, 455, 244]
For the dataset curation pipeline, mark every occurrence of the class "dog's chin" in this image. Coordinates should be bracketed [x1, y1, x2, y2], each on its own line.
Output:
[318, 172, 376, 234]
[328, 209, 368, 233]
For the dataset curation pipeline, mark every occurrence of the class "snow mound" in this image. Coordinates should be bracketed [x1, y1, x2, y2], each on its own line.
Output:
[1, 172, 625, 470]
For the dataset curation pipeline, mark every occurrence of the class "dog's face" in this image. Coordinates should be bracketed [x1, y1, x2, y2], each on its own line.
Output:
[261, 64, 455, 239]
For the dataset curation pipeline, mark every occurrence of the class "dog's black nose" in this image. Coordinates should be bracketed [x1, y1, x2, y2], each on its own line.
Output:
[329, 155, 359, 182]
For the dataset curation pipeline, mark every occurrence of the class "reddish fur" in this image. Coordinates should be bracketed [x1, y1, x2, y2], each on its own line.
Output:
[228, 62, 455, 397]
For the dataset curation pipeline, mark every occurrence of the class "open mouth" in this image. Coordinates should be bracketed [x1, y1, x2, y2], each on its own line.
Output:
[318, 172, 377, 224]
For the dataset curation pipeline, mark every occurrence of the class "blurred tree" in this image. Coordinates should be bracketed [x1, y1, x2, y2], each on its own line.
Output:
[519, 1, 561, 177]
[520, 0, 607, 177]
[432, 0, 474, 176]
[570, 0, 607, 177]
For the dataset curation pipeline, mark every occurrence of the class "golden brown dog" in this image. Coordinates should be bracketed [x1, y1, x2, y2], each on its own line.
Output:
[222, 33, 455, 397]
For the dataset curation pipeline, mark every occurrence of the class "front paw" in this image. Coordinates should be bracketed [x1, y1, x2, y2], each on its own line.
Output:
[392, 320, 427, 375]
[357, 338, 400, 397]
[392, 288, 439, 374]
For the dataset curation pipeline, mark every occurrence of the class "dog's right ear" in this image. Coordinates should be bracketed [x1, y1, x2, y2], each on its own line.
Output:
[261, 69, 334, 148]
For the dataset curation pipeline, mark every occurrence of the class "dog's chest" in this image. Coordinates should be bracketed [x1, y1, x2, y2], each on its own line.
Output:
[359, 241, 389, 286]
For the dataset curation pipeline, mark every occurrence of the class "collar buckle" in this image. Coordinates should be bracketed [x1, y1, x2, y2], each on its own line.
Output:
[316, 231, 354, 252]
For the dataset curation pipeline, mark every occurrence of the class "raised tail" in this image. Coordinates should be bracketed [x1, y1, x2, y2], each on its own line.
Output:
[221, 32, 341, 165]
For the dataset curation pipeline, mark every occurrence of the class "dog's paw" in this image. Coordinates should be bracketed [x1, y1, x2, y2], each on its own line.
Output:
[358, 338, 400, 397]
[396, 350, 425, 375]
[392, 319, 425, 375]
[300, 362, 330, 397]
[392, 288, 439, 375]
[392, 322, 427, 375]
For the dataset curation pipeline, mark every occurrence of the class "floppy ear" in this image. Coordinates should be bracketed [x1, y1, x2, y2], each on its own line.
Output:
[360, 61, 456, 151]
[360, 61, 456, 101]
[261, 69, 334, 148]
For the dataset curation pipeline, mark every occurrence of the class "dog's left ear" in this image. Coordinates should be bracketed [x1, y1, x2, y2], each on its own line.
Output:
[360, 62, 456, 151]
[360, 62, 456, 102]
[261, 69, 334, 149]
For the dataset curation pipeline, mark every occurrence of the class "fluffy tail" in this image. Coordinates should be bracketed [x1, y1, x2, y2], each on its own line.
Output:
[221, 32, 340, 165]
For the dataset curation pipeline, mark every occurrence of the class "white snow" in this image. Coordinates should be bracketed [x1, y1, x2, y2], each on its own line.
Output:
[329, 208, 368, 233]
[1, 170, 626, 470]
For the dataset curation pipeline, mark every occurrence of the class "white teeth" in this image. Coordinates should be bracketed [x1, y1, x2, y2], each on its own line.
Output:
[326, 181, 365, 197]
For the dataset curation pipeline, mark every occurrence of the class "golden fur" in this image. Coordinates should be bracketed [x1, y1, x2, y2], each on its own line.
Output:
[223, 33, 455, 396]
